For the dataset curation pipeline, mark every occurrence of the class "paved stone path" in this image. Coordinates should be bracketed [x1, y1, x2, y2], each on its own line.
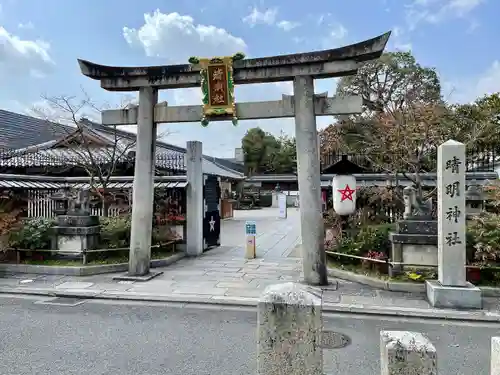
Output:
[219, 207, 301, 258]
[1, 207, 500, 319]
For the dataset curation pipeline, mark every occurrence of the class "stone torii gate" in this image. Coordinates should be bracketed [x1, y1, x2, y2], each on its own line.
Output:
[77, 31, 390, 285]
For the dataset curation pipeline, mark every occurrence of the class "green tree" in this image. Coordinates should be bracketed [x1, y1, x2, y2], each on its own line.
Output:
[445, 93, 500, 149]
[265, 133, 297, 174]
[241, 127, 279, 175]
[336, 51, 441, 116]
[241, 128, 297, 175]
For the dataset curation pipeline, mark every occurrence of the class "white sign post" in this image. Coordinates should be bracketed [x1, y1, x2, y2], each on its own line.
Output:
[245, 221, 257, 259]
[426, 139, 482, 309]
[278, 193, 287, 219]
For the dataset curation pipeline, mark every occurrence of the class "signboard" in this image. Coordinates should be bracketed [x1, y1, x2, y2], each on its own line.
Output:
[188, 53, 245, 126]
[278, 193, 287, 219]
[245, 221, 256, 259]
[245, 221, 256, 235]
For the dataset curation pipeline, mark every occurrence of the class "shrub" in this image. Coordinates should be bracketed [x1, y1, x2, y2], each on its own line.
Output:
[467, 212, 500, 265]
[100, 215, 181, 249]
[331, 223, 395, 264]
[8, 218, 54, 250]
[99, 215, 131, 249]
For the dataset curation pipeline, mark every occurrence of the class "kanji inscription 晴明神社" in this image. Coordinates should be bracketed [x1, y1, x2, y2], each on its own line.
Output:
[437, 140, 467, 286]
[444, 154, 463, 246]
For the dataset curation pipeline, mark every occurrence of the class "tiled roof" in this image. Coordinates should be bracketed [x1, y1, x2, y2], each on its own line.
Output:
[0, 109, 73, 150]
[81, 120, 246, 179]
[0, 114, 246, 180]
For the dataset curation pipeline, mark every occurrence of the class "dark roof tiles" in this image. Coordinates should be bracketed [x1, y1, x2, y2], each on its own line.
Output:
[0, 109, 73, 150]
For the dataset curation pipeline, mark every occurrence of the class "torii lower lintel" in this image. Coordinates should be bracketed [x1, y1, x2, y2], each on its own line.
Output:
[101, 95, 362, 125]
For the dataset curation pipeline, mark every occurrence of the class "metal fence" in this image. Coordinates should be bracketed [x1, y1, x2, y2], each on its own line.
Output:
[321, 147, 500, 173]
[0, 175, 188, 219]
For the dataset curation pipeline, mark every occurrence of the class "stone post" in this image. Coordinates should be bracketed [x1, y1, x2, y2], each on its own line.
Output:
[128, 87, 158, 277]
[186, 141, 204, 257]
[380, 331, 437, 375]
[438, 140, 467, 286]
[257, 282, 323, 375]
[426, 140, 482, 308]
[293, 75, 328, 286]
[491, 337, 500, 375]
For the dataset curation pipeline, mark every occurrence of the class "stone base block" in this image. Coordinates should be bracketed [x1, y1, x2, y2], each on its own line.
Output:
[426, 280, 482, 309]
[113, 271, 164, 282]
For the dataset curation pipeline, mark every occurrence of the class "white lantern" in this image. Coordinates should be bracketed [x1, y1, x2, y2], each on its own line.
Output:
[332, 174, 357, 215]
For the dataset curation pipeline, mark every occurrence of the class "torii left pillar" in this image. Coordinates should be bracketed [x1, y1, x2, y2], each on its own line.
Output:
[294, 75, 328, 286]
[127, 87, 158, 277]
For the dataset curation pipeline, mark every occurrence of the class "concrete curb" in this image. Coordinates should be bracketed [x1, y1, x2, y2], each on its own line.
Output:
[1, 285, 500, 322]
[0, 252, 186, 276]
[327, 267, 500, 297]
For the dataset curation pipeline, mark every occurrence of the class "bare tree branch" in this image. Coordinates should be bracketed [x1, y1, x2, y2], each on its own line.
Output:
[28, 90, 174, 216]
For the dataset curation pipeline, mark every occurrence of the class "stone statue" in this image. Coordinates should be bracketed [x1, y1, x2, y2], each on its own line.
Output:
[68, 190, 90, 216]
[403, 186, 432, 220]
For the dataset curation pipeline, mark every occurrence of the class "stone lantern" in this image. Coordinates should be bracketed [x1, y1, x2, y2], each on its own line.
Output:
[465, 183, 484, 218]
[50, 189, 70, 216]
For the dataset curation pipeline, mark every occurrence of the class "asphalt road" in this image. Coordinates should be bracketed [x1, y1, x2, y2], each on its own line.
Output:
[0, 295, 498, 375]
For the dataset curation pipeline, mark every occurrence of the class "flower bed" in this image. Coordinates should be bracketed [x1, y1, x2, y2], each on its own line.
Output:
[324, 210, 500, 287]
[1, 215, 182, 266]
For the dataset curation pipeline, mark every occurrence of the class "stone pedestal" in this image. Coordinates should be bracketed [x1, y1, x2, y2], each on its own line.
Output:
[52, 215, 100, 259]
[389, 220, 437, 276]
[426, 280, 482, 309]
[257, 282, 323, 375]
[380, 331, 437, 375]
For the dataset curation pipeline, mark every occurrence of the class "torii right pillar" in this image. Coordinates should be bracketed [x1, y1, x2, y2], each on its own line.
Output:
[294, 76, 328, 286]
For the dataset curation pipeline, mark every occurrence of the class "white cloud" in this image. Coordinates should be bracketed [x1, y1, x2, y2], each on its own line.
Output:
[242, 7, 300, 32]
[277, 20, 300, 31]
[123, 10, 247, 62]
[406, 0, 484, 30]
[122, 10, 343, 157]
[18, 22, 34, 29]
[388, 26, 413, 51]
[443, 61, 500, 103]
[0, 26, 53, 78]
[322, 24, 348, 48]
[242, 7, 277, 26]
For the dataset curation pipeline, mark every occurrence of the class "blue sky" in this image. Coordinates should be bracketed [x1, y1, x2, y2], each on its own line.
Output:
[0, 0, 498, 157]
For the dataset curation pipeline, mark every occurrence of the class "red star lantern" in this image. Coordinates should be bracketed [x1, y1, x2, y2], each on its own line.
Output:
[332, 174, 357, 215]
[338, 184, 356, 201]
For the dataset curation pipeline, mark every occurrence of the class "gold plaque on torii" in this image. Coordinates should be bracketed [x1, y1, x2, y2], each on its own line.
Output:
[188, 53, 245, 127]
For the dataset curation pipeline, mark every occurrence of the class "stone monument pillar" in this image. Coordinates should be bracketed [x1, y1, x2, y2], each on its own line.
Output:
[186, 140, 204, 257]
[257, 282, 323, 375]
[293, 75, 328, 286]
[380, 331, 437, 375]
[491, 337, 500, 375]
[426, 140, 482, 309]
[128, 87, 158, 276]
